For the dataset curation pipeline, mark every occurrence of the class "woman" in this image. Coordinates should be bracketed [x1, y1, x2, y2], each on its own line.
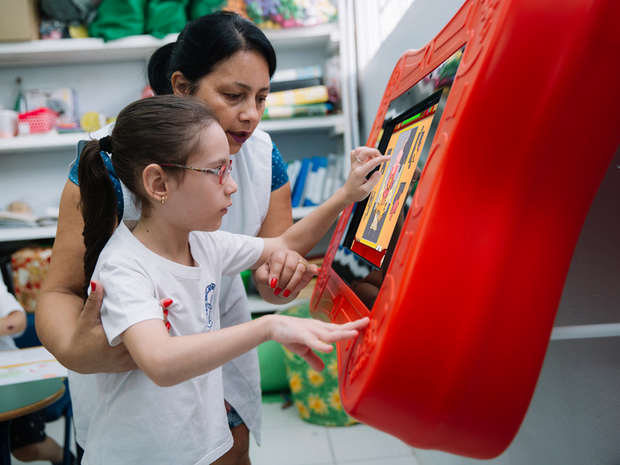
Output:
[35, 11, 379, 465]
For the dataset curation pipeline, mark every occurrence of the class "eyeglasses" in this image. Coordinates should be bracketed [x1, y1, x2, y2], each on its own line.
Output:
[160, 160, 233, 185]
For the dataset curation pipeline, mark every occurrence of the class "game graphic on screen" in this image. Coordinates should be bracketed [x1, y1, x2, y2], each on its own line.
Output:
[351, 101, 438, 267]
[331, 46, 464, 309]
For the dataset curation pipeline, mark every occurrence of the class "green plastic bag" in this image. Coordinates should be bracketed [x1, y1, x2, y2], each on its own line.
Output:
[89, 0, 148, 41]
[146, 0, 190, 38]
[281, 302, 357, 426]
[189, 0, 228, 20]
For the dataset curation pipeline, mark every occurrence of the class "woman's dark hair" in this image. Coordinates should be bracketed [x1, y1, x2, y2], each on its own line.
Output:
[148, 11, 277, 96]
[78, 95, 218, 297]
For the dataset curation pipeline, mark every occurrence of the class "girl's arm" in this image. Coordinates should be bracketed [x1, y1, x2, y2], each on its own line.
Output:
[0, 311, 27, 338]
[35, 181, 136, 373]
[122, 313, 369, 387]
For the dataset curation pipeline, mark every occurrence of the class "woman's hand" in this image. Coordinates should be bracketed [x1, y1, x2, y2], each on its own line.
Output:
[255, 249, 320, 301]
[340, 147, 391, 204]
[66, 280, 137, 374]
[266, 315, 370, 372]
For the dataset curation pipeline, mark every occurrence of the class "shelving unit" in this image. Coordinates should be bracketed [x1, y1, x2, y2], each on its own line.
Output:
[0, 2, 358, 313]
[0, 205, 316, 243]
[0, 114, 345, 154]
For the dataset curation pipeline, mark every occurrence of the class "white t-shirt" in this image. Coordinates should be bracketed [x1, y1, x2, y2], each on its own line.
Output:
[69, 126, 273, 447]
[82, 222, 263, 465]
[0, 279, 26, 352]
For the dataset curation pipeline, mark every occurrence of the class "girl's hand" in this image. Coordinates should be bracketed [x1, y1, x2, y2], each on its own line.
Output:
[340, 147, 391, 204]
[266, 315, 370, 371]
[256, 249, 320, 300]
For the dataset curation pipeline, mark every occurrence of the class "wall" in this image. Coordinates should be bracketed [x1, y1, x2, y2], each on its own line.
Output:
[357, 1, 620, 464]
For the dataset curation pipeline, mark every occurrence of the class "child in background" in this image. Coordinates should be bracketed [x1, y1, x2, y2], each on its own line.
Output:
[76, 95, 387, 465]
[0, 279, 71, 464]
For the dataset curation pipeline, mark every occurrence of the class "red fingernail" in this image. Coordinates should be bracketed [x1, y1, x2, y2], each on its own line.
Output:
[316, 267, 321, 273]
[90, 281, 96, 292]
[163, 309, 168, 317]
[270, 278, 277, 289]
[274, 287, 282, 296]
[283, 290, 291, 298]
[165, 321, 171, 330]
[163, 298, 173, 308]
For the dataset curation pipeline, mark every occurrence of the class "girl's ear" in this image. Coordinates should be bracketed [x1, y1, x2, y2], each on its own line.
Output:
[171, 71, 191, 96]
[143, 164, 170, 202]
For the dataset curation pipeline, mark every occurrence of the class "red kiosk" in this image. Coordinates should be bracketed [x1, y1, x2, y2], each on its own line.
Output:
[310, 0, 620, 458]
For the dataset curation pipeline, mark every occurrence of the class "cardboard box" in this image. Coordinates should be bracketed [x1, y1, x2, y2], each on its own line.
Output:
[0, 0, 40, 42]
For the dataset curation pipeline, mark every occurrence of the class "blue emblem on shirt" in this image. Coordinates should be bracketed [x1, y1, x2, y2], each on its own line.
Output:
[205, 283, 216, 329]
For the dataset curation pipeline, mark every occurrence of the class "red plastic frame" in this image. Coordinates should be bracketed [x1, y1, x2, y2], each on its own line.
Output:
[310, 0, 620, 458]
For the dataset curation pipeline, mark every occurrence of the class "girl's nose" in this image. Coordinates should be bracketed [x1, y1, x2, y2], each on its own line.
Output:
[226, 173, 238, 195]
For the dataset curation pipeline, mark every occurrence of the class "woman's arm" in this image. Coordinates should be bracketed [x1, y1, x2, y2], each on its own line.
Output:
[122, 313, 369, 387]
[254, 148, 390, 301]
[35, 180, 136, 373]
[257, 148, 391, 265]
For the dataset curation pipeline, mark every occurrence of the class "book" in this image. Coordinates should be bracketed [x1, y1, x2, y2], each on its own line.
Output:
[291, 158, 312, 208]
[266, 85, 329, 107]
[321, 154, 343, 203]
[303, 156, 328, 207]
[262, 102, 332, 120]
[270, 77, 323, 93]
[271, 65, 323, 83]
[287, 159, 302, 193]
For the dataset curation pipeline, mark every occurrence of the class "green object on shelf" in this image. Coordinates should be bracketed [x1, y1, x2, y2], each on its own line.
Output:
[280, 302, 357, 427]
[88, 0, 148, 41]
[257, 339, 289, 393]
[240, 269, 251, 291]
[146, 0, 190, 38]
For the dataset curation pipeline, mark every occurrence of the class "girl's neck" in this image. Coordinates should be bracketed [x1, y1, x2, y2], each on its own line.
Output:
[130, 217, 195, 267]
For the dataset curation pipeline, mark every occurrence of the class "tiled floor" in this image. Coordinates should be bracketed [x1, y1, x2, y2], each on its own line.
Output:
[11, 400, 422, 465]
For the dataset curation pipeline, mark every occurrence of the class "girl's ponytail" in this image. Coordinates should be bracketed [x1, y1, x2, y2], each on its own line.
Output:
[78, 139, 118, 297]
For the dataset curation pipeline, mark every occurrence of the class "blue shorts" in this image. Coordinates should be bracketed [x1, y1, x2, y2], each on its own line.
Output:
[227, 405, 244, 429]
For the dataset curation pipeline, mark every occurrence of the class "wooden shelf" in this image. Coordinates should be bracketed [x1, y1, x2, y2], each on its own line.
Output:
[0, 23, 339, 68]
[0, 225, 57, 243]
[0, 208, 316, 243]
[0, 114, 344, 154]
[258, 114, 344, 134]
[0, 132, 86, 154]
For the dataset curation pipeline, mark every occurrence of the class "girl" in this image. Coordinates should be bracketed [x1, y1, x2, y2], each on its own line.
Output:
[77, 95, 386, 465]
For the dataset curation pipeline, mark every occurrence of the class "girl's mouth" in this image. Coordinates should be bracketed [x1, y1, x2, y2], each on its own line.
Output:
[227, 131, 251, 144]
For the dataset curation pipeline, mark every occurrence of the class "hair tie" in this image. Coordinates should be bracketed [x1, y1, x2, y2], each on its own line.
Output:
[99, 136, 113, 153]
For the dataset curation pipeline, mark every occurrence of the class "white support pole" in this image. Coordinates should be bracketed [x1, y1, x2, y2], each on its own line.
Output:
[550, 323, 620, 341]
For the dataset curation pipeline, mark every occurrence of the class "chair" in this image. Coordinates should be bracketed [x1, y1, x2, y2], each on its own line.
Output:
[1, 255, 74, 465]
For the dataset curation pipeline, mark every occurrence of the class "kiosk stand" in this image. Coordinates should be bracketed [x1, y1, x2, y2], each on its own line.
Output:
[311, 0, 620, 458]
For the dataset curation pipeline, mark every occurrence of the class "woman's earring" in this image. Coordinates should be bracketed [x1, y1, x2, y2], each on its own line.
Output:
[161, 196, 165, 204]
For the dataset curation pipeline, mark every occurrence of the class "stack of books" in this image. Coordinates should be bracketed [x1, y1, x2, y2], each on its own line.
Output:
[264, 65, 333, 119]
[288, 154, 344, 208]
